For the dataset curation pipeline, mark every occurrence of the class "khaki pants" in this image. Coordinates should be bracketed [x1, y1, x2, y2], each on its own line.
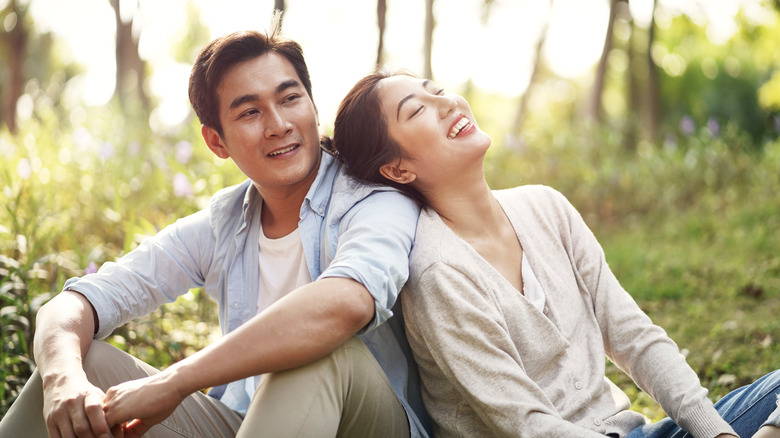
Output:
[0, 337, 409, 438]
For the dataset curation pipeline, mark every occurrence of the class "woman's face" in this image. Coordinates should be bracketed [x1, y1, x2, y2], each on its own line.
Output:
[376, 75, 491, 186]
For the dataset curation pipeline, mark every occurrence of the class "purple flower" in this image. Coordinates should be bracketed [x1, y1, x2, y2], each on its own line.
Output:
[175, 141, 193, 164]
[680, 116, 695, 136]
[85, 261, 98, 274]
[17, 159, 31, 179]
[173, 172, 193, 197]
[707, 117, 719, 136]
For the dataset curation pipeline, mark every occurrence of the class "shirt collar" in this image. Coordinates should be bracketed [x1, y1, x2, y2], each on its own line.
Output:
[237, 151, 336, 231]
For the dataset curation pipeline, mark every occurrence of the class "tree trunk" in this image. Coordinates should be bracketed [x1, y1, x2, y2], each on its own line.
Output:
[423, 0, 435, 80]
[623, 0, 638, 151]
[1, 0, 28, 134]
[109, 0, 150, 111]
[645, 0, 660, 142]
[512, 1, 553, 138]
[376, 0, 387, 67]
[587, 0, 619, 123]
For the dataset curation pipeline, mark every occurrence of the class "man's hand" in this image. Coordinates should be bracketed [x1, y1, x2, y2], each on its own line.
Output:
[102, 372, 186, 437]
[42, 374, 111, 438]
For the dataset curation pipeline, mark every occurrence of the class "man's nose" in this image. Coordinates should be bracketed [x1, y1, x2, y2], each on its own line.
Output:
[264, 108, 293, 138]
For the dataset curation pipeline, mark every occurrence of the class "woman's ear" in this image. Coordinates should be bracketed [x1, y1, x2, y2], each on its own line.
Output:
[379, 161, 417, 185]
[202, 125, 230, 159]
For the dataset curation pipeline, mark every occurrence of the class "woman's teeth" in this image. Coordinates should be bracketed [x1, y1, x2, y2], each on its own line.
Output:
[448, 118, 470, 139]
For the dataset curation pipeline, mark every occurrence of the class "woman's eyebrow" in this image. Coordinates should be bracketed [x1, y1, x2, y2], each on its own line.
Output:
[396, 79, 433, 121]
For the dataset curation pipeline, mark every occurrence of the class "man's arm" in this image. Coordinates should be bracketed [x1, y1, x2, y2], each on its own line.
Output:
[102, 277, 374, 435]
[33, 290, 113, 438]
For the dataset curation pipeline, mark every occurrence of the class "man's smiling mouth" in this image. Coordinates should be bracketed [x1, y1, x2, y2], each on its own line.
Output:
[268, 144, 299, 157]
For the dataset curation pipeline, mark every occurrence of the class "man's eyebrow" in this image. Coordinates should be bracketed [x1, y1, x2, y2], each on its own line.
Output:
[396, 79, 432, 122]
[228, 79, 303, 110]
[276, 79, 302, 95]
[229, 94, 259, 110]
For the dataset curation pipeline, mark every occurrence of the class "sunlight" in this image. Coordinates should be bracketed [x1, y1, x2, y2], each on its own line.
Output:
[25, 0, 766, 129]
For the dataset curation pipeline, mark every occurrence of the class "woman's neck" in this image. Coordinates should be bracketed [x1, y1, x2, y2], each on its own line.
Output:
[425, 176, 505, 240]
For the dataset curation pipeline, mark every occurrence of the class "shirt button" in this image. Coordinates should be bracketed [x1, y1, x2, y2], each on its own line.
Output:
[574, 381, 583, 390]
[593, 417, 602, 426]
[543, 306, 549, 314]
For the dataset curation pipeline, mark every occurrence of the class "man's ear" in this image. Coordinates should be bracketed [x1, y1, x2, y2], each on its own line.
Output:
[201, 125, 229, 159]
[379, 161, 417, 185]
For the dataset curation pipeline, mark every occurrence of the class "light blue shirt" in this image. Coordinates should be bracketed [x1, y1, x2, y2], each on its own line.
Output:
[64, 153, 432, 437]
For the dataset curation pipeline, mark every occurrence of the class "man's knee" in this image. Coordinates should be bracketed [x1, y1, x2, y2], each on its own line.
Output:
[82, 340, 159, 390]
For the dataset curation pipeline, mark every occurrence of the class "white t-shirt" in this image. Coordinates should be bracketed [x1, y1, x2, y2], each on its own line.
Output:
[522, 253, 546, 312]
[257, 223, 312, 313]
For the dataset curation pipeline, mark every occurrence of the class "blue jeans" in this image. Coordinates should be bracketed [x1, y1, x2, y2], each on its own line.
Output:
[627, 370, 780, 438]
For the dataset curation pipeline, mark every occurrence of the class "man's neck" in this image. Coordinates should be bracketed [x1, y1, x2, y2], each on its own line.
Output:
[257, 181, 311, 239]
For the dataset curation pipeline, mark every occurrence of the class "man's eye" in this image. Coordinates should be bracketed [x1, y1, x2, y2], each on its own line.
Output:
[240, 109, 259, 118]
[284, 94, 301, 103]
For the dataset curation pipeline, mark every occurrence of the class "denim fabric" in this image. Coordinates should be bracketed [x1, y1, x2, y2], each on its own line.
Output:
[62, 153, 431, 437]
[627, 370, 780, 438]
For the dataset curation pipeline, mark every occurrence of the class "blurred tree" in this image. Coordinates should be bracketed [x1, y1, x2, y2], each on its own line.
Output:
[423, 0, 434, 79]
[588, 0, 620, 123]
[644, 0, 661, 142]
[376, 0, 387, 67]
[108, 0, 150, 112]
[512, 0, 554, 140]
[0, 0, 28, 134]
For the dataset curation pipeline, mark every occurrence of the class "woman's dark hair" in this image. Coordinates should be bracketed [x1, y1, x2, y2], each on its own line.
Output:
[188, 14, 313, 137]
[328, 71, 426, 204]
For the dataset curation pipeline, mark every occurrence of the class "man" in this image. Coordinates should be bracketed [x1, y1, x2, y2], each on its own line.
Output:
[0, 18, 430, 438]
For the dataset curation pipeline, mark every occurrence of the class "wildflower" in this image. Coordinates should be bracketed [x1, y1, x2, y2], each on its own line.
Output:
[17, 158, 31, 180]
[85, 261, 98, 274]
[175, 141, 193, 164]
[173, 172, 193, 197]
[680, 115, 695, 136]
[706, 117, 719, 136]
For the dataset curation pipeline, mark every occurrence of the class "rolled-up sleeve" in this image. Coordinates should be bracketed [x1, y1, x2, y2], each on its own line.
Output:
[64, 209, 216, 340]
[320, 190, 420, 333]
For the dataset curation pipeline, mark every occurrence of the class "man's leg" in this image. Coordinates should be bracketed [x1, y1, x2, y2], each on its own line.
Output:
[0, 341, 243, 438]
[238, 337, 409, 438]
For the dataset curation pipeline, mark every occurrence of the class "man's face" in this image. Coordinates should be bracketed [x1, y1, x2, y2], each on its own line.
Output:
[204, 52, 321, 196]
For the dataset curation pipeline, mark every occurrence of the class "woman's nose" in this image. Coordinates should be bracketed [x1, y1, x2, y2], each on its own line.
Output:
[437, 95, 458, 118]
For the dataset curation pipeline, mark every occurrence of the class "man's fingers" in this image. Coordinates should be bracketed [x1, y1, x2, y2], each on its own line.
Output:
[84, 392, 111, 438]
[68, 406, 96, 438]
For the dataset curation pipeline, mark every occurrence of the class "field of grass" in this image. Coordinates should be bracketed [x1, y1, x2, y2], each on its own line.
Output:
[1, 105, 779, 421]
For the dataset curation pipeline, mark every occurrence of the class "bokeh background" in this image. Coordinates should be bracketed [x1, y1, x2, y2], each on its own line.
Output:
[2, 0, 779, 420]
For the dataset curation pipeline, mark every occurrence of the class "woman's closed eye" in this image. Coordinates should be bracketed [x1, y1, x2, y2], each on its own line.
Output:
[407, 89, 445, 120]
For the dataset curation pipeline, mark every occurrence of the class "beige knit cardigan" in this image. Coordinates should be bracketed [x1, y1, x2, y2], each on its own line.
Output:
[402, 185, 734, 438]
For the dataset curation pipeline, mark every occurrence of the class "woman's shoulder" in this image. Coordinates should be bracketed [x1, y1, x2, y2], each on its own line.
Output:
[493, 184, 573, 217]
[408, 207, 449, 271]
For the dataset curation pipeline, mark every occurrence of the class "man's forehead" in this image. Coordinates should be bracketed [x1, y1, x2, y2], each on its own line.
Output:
[217, 53, 302, 104]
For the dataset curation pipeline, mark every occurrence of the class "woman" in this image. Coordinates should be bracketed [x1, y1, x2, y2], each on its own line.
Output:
[325, 71, 780, 438]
